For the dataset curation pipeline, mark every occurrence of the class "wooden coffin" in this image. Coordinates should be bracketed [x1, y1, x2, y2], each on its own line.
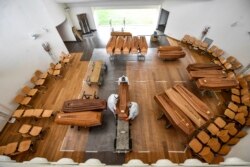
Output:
[106, 36, 116, 54]
[111, 31, 132, 36]
[186, 63, 223, 72]
[139, 36, 148, 55]
[122, 36, 132, 55]
[158, 51, 186, 60]
[114, 36, 124, 55]
[131, 36, 139, 54]
[173, 84, 214, 120]
[62, 99, 107, 112]
[196, 78, 239, 90]
[165, 88, 206, 127]
[157, 46, 182, 51]
[189, 70, 227, 80]
[154, 93, 195, 135]
[116, 83, 129, 119]
[55, 112, 102, 127]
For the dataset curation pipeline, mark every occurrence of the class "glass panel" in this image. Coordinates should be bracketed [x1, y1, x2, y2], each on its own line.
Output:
[94, 9, 158, 26]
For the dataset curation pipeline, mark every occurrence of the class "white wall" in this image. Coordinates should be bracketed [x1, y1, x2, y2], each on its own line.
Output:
[162, 0, 250, 67]
[0, 0, 68, 118]
[43, 0, 66, 26]
[225, 127, 250, 162]
[43, 1, 76, 41]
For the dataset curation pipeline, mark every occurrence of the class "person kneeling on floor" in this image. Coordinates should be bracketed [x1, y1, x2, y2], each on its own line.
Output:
[126, 102, 139, 121]
[107, 94, 119, 118]
[118, 75, 129, 85]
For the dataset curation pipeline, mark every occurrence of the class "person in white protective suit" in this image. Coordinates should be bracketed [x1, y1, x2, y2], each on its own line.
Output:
[107, 94, 119, 118]
[126, 102, 139, 121]
[118, 75, 129, 85]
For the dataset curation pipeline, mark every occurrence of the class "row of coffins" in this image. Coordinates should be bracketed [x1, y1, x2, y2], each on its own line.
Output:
[106, 34, 148, 55]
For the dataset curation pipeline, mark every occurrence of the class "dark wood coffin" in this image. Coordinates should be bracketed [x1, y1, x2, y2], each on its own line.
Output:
[189, 70, 227, 80]
[186, 63, 223, 72]
[62, 99, 107, 113]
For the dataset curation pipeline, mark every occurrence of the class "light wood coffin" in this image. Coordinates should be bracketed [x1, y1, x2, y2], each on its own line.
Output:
[55, 112, 102, 127]
[131, 36, 139, 54]
[106, 36, 116, 54]
[157, 46, 182, 51]
[111, 31, 132, 36]
[157, 45, 185, 60]
[122, 36, 132, 55]
[139, 36, 148, 55]
[196, 78, 238, 90]
[173, 84, 214, 120]
[165, 88, 206, 127]
[114, 36, 124, 55]
[116, 83, 129, 119]
[158, 51, 186, 60]
[106, 33, 147, 55]
[154, 84, 216, 134]
[62, 99, 107, 112]
[154, 93, 196, 135]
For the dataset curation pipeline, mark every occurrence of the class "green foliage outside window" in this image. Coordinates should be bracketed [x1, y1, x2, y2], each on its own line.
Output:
[95, 9, 158, 26]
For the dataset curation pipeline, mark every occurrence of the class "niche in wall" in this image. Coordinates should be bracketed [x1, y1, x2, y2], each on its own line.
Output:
[156, 8, 169, 33]
[77, 13, 92, 34]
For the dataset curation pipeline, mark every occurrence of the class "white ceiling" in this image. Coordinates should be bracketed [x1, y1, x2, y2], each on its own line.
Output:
[55, 0, 163, 3]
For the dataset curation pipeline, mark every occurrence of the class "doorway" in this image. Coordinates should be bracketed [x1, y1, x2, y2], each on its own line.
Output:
[156, 8, 169, 33]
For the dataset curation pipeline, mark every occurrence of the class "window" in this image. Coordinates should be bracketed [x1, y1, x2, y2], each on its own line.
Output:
[94, 8, 159, 27]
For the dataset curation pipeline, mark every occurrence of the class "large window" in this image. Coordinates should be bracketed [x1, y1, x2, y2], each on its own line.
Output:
[94, 8, 159, 27]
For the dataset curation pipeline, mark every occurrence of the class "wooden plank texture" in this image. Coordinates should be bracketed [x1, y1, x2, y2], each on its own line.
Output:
[123, 36, 132, 55]
[90, 61, 103, 83]
[55, 112, 102, 127]
[173, 84, 214, 120]
[196, 78, 238, 90]
[165, 88, 206, 127]
[116, 83, 130, 119]
[154, 93, 196, 135]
